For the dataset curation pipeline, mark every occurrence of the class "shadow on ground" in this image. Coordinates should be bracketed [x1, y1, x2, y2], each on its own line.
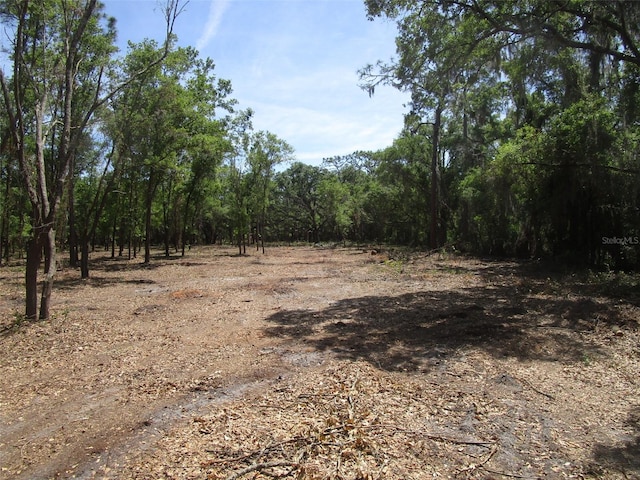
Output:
[263, 281, 624, 371]
[593, 407, 640, 475]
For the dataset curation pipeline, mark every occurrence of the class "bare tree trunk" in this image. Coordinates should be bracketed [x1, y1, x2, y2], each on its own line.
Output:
[25, 235, 41, 320]
[68, 155, 78, 268]
[111, 216, 117, 259]
[144, 171, 156, 264]
[0, 157, 10, 266]
[430, 103, 442, 250]
[80, 238, 90, 279]
[145, 198, 152, 263]
[39, 227, 56, 320]
[68, 196, 79, 267]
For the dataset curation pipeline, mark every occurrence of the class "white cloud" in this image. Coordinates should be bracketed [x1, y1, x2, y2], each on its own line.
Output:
[196, 0, 230, 52]
[102, 0, 408, 165]
[204, 1, 407, 163]
[248, 97, 405, 165]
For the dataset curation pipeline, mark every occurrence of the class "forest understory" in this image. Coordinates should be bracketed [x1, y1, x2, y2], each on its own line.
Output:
[0, 245, 639, 479]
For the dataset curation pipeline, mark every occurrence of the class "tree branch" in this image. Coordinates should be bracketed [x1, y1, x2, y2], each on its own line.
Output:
[516, 161, 640, 175]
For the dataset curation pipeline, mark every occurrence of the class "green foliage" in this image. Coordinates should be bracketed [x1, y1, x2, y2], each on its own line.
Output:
[453, 94, 637, 267]
[355, 0, 640, 269]
[270, 162, 325, 242]
[3, 0, 640, 279]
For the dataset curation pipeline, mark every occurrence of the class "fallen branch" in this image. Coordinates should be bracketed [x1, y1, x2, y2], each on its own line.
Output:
[518, 376, 555, 400]
[479, 445, 498, 467]
[368, 424, 494, 447]
[424, 432, 493, 447]
[482, 467, 527, 478]
[204, 437, 303, 465]
[347, 375, 359, 423]
[224, 461, 299, 480]
[204, 427, 350, 469]
[458, 445, 498, 474]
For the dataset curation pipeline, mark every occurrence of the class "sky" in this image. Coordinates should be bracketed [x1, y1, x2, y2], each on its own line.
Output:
[101, 0, 409, 165]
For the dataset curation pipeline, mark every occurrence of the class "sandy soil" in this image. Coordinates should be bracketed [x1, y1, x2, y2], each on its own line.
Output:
[0, 245, 638, 479]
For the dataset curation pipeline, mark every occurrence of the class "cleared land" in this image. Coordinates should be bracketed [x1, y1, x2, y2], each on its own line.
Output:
[0, 245, 639, 479]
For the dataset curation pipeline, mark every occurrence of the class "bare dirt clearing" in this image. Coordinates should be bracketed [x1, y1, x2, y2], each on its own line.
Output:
[1, 246, 639, 479]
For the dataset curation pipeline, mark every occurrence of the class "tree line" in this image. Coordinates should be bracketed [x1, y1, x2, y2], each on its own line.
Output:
[0, 0, 296, 320]
[1, 0, 640, 321]
[357, 0, 640, 268]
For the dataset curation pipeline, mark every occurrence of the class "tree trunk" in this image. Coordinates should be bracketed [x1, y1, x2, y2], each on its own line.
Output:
[180, 186, 195, 257]
[39, 227, 56, 320]
[80, 238, 90, 279]
[68, 198, 79, 267]
[144, 170, 159, 264]
[162, 180, 171, 258]
[144, 197, 152, 263]
[68, 155, 78, 268]
[163, 205, 170, 257]
[0, 168, 8, 266]
[430, 103, 442, 250]
[111, 216, 117, 259]
[25, 235, 41, 320]
[144, 175, 154, 264]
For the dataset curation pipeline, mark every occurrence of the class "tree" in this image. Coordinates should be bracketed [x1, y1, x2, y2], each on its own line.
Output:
[322, 153, 376, 244]
[178, 124, 232, 256]
[360, 0, 640, 268]
[0, 0, 184, 320]
[360, 0, 504, 248]
[271, 163, 326, 243]
[0, 117, 26, 264]
[176, 61, 235, 255]
[110, 43, 228, 264]
[246, 131, 294, 252]
[73, 134, 120, 278]
[364, 1, 640, 68]
[223, 109, 254, 254]
[375, 133, 431, 245]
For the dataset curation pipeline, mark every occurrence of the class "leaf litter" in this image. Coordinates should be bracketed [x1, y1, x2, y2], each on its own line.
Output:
[0, 246, 639, 479]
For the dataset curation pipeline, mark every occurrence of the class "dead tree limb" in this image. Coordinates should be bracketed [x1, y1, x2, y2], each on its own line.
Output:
[224, 461, 299, 480]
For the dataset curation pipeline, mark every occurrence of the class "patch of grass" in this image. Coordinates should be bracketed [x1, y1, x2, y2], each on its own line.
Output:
[0, 311, 27, 335]
[11, 311, 26, 327]
[383, 259, 404, 274]
[51, 307, 71, 321]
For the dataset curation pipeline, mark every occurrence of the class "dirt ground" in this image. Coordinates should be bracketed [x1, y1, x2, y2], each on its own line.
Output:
[0, 245, 639, 479]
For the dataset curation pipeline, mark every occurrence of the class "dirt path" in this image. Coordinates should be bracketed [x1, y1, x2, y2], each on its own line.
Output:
[0, 246, 639, 479]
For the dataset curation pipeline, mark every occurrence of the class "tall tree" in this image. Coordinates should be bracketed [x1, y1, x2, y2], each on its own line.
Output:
[109, 42, 212, 264]
[246, 131, 294, 252]
[271, 162, 325, 244]
[223, 109, 254, 254]
[74, 134, 120, 278]
[360, 0, 640, 266]
[360, 0, 503, 247]
[177, 61, 235, 256]
[0, 0, 184, 319]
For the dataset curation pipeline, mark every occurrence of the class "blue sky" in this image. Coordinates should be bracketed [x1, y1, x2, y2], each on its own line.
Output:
[102, 0, 409, 165]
